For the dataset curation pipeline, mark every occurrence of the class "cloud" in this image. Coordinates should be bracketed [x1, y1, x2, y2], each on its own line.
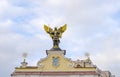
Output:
[0, 0, 26, 19]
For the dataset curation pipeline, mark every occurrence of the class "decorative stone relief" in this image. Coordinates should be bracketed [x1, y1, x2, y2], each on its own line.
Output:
[52, 57, 59, 67]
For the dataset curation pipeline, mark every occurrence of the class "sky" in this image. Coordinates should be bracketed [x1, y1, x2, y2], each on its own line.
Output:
[0, 0, 120, 77]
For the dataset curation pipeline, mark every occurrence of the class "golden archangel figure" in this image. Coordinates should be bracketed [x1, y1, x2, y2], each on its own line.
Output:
[44, 24, 67, 49]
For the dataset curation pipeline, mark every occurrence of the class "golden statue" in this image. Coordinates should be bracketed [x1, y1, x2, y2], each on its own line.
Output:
[44, 24, 67, 49]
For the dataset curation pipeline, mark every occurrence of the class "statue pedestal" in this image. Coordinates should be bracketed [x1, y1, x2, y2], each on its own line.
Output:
[46, 50, 66, 55]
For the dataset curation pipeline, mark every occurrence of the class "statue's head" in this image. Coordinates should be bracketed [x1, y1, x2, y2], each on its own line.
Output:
[54, 27, 57, 31]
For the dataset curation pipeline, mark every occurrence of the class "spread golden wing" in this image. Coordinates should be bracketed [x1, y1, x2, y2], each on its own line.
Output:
[44, 24, 53, 38]
[44, 24, 53, 33]
[58, 24, 67, 38]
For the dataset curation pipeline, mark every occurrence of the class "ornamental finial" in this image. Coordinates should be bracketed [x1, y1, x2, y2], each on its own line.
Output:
[85, 52, 91, 62]
[21, 52, 28, 68]
[22, 52, 27, 62]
